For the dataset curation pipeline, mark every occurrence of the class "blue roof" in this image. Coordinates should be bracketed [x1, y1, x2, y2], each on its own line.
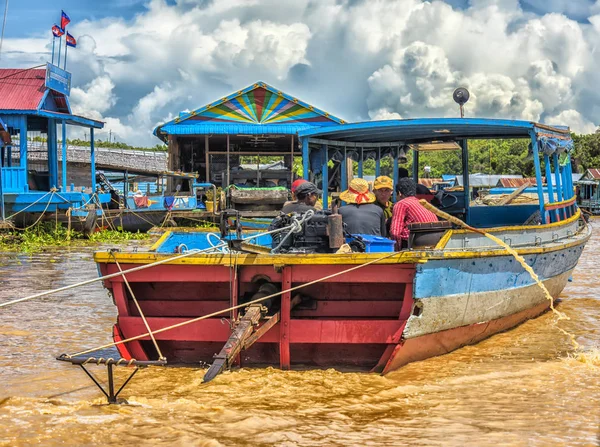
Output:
[298, 118, 571, 143]
[159, 122, 319, 136]
[0, 109, 104, 128]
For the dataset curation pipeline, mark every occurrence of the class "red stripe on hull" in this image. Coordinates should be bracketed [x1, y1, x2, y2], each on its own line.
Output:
[381, 301, 551, 374]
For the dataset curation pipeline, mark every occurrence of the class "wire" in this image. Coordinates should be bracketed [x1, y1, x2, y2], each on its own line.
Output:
[0, 63, 46, 82]
[0, 0, 8, 62]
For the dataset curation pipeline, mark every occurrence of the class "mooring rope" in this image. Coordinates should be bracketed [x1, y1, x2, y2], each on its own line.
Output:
[420, 200, 579, 348]
[4, 190, 52, 221]
[0, 219, 308, 309]
[65, 250, 404, 359]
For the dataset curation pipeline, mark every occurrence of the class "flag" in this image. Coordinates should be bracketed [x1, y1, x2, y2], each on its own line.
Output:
[52, 24, 64, 37]
[61, 10, 71, 30]
[66, 32, 77, 48]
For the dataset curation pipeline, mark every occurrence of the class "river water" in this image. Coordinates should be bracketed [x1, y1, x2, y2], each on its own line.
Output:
[1, 227, 600, 446]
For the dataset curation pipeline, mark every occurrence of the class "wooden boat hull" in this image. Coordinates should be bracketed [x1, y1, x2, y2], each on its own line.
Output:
[95, 213, 590, 373]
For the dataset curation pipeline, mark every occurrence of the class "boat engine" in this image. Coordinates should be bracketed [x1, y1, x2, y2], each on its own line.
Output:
[270, 210, 364, 254]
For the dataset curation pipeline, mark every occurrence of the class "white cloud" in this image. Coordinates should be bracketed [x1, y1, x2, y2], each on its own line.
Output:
[3, 0, 599, 146]
[545, 109, 597, 134]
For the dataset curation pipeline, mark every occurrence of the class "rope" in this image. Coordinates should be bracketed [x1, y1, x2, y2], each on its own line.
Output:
[66, 250, 403, 358]
[4, 191, 52, 221]
[111, 252, 165, 361]
[19, 191, 56, 230]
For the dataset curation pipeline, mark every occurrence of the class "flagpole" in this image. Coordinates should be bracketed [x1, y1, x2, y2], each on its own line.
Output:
[51, 35, 55, 65]
[57, 35, 62, 67]
[64, 38, 68, 70]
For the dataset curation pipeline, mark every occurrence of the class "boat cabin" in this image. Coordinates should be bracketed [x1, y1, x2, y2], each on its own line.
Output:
[575, 168, 600, 214]
[154, 82, 345, 214]
[0, 65, 108, 222]
[298, 119, 576, 226]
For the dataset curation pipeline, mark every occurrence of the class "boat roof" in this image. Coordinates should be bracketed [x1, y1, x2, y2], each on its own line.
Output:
[298, 118, 570, 144]
[154, 81, 345, 141]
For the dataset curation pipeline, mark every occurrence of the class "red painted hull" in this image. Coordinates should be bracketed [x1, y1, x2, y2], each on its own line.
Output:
[99, 260, 554, 373]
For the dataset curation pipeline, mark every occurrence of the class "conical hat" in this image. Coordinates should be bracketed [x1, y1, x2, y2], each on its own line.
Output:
[339, 178, 376, 204]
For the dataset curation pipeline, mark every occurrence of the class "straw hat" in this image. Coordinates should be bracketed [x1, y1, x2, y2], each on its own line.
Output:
[373, 175, 393, 190]
[340, 178, 376, 204]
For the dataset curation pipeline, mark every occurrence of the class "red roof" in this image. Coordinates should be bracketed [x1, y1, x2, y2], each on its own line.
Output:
[499, 177, 543, 187]
[585, 169, 600, 179]
[0, 68, 47, 110]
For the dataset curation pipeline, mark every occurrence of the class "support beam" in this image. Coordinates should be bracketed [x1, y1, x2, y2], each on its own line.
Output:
[460, 139, 470, 224]
[301, 137, 309, 180]
[226, 134, 230, 187]
[530, 131, 546, 224]
[61, 120, 67, 191]
[19, 116, 27, 182]
[90, 128, 96, 193]
[204, 135, 210, 183]
[544, 154, 557, 222]
[340, 147, 348, 194]
[47, 119, 58, 188]
[412, 149, 419, 181]
[375, 148, 381, 177]
[322, 144, 328, 209]
[279, 267, 292, 369]
[358, 148, 363, 177]
[552, 153, 564, 221]
[393, 148, 399, 202]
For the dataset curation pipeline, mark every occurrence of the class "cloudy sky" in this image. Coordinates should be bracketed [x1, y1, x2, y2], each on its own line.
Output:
[2, 0, 599, 145]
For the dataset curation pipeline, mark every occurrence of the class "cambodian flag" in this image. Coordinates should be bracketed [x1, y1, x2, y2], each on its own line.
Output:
[52, 24, 64, 37]
[66, 32, 76, 48]
[60, 10, 71, 30]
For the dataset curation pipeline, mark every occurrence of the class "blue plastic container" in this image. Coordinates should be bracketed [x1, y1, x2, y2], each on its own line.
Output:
[348, 234, 395, 253]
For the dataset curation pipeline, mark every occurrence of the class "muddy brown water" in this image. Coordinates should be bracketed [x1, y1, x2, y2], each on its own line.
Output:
[1, 227, 600, 446]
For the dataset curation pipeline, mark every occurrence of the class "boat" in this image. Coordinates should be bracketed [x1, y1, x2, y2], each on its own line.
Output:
[93, 118, 589, 376]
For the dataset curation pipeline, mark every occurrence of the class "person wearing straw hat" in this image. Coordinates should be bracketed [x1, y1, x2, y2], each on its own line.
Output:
[339, 178, 386, 236]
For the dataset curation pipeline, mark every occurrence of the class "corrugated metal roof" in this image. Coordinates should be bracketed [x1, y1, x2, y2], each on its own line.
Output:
[585, 169, 600, 179]
[159, 122, 316, 135]
[0, 69, 47, 110]
[498, 177, 542, 187]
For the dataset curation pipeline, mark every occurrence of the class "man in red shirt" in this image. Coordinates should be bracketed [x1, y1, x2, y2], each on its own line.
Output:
[390, 178, 438, 249]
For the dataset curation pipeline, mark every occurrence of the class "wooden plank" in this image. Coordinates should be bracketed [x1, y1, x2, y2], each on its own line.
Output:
[291, 264, 415, 283]
[497, 182, 530, 205]
[280, 267, 292, 369]
[118, 317, 403, 344]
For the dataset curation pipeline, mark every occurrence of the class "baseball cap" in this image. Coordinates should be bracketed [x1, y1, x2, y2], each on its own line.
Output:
[291, 179, 307, 193]
[295, 181, 322, 196]
[373, 175, 393, 190]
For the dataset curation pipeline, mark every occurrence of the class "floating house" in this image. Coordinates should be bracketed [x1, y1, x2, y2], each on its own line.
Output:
[575, 168, 600, 214]
[154, 81, 345, 214]
[0, 65, 108, 225]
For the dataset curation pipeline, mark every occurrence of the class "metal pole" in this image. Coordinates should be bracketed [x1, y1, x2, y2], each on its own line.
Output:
[322, 144, 328, 209]
[460, 139, 470, 224]
[393, 147, 399, 202]
[358, 148, 363, 178]
[51, 36, 55, 65]
[204, 135, 209, 183]
[57, 35, 62, 67]
[0, 150, 4, 220]
[226, 134, 230, 187]
[302, 137, 309, 180]
[290, 134, 294, 188]
[61, 120, 67, 191]
[90, 128, 96, 193]
[530, 131, 546, 224]
[543, 154, 557, 222]
[375, 148, 380, 177]
[63, 38, 68, 70]
[553, 153, 564, 221]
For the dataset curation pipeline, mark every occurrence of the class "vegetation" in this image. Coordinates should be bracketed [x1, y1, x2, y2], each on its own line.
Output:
[0, 223, 150, 253]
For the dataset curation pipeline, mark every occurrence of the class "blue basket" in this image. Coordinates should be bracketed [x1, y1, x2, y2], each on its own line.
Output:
[348, 234, 395, 253]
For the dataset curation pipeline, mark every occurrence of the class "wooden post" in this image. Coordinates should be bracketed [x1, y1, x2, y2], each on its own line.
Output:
[226, 134, 230, 187]
[301, 137, 309, 180]
[279, 266, 292, 369]
[290, 134, 294, 187]
[205, 135, 210, 183]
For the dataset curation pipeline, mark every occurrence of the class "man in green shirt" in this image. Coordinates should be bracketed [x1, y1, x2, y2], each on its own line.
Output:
[373, 175, 394, 220]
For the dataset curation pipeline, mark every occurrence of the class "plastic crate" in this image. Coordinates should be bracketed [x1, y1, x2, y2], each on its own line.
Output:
[348, 234, 395, 253]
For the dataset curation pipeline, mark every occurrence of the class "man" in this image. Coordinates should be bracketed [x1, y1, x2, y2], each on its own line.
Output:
[339, 178, 386, 236]
[390, 178, 438, 248]
[281, 181, 321, 214]
[373, 175, 394, 220]
[398, 167, 432, 196]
